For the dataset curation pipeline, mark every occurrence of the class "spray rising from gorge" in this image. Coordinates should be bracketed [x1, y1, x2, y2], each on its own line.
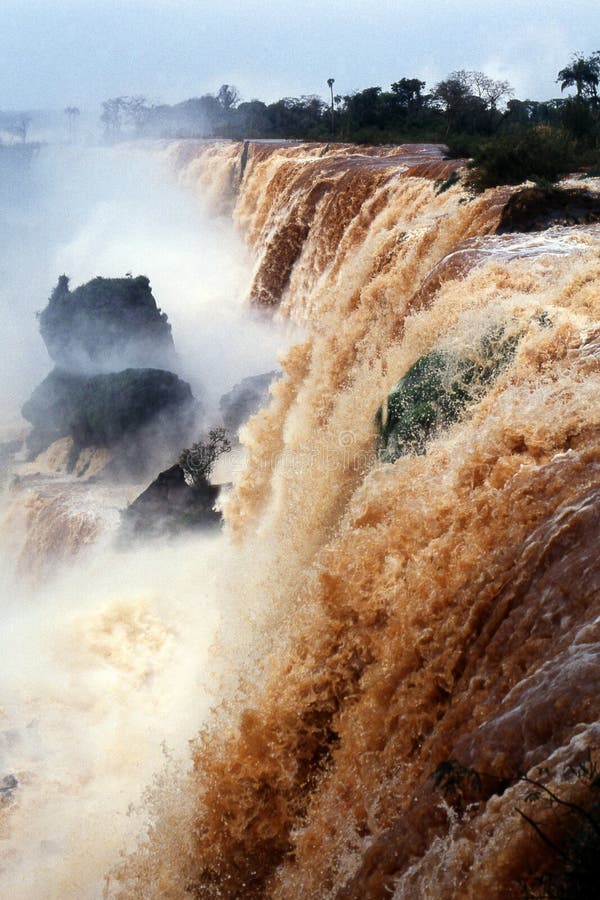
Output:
[2, 139, 600, 897]
[0, 142, 293, 896]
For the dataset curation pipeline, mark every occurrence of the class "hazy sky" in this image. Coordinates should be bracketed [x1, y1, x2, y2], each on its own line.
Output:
[1, 0, 598, 112]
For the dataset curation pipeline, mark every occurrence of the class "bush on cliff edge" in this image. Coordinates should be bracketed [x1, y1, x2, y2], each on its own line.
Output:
[465, 126, 578, 192]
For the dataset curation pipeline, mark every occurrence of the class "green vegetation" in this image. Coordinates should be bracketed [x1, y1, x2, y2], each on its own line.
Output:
[377, 329, 518, 463]
[465, 126, 579, 192]
[434, 170, 461, 194]
[98, 53, 600, 188]
[22, 367, 194, 458]
[179, 427, 231, 486]
[557, 53, 600, 102]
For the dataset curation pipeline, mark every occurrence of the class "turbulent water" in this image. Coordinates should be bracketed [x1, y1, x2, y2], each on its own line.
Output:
[3, 139, 600, 897]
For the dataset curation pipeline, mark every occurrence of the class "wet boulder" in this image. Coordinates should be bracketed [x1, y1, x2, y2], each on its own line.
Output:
[121, 463, 222, 538]
[38, 274, 177, 373]
[498, 187, 600, 233]
[219, 371, 279, 433]
[0, 774, 18, 806]
[22, 367, 196, 472]
[377, 330, 518, 462]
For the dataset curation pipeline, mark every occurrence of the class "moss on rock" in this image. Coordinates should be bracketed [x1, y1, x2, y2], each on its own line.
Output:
[22, 367, 195, 462]
[377, 330, 518, 462]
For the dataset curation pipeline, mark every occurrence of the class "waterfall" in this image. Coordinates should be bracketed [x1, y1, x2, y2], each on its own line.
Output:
[3, 140, 600, 898]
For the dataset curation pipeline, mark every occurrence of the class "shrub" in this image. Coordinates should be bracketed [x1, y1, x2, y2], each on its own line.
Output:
[179, 427, 231, 486]
[434, 170, 461, 194]
[444, 133, 484, 159]
[465, 126, 578, 192]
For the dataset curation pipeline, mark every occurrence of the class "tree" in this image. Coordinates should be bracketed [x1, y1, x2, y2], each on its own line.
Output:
[343, 87, 383, 130]
[266, 96, 325, 138]
[390, 77, 426, 114]
[561, 96, 597, 139]
[237, 100, 270, 136]
[433, 72, 480, 132]
[125, 95, 151, 132]
[558, 52, 600, 102]
[327, 77, 335, 138]
[101, 97, 124, 138]
[179, 427, 231, 486]
[469, 71, 513, 109]
[433, 70, 512, 134]
[217, 84, 240, 111]
[505, 99, 563, 127]
[100, 96, 151, 139]
[14, 114, 31, 143]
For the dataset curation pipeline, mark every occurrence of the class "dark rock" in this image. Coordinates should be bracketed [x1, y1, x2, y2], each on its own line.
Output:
[21, 367, 196, 473]
[38, 275, 177, 373]
[219, 371, 279, 433]
[498, 187, 600, 233]
[0, 774, 18, 805]
[121, 463, 222, 538]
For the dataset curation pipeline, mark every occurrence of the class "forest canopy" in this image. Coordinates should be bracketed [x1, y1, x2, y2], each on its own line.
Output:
[95, 53, 600, 155]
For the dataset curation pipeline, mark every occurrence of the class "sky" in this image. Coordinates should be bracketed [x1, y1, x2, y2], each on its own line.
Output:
[1, 0, 598, 113]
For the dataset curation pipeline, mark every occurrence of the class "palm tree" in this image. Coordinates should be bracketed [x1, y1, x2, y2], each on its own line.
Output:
[327, 78, 335, 138]
[557, 53, 600, 102]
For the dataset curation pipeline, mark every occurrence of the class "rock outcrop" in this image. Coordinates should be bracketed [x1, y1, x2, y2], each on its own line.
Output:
[0, 774, 18, 806]
[120, 463, 222, 538]
[219, 371, 279, 433]
[22, 368, 196, 474]
[22, 274, 199, 477]
[498, 187, 600, 233]
[377, 329, 519, 462]
[38, 275, 177, 373]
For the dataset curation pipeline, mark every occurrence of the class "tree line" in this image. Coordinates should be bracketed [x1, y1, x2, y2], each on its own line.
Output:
[98, 52, 600, 153]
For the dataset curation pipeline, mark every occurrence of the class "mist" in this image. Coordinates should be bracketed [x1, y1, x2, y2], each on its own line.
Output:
[0, 138, 300, 896]
[0, 518, 253, 897]
[0, 142, 295, 432]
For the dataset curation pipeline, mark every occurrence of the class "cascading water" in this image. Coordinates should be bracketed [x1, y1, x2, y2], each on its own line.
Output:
[2, 139, 600, 898]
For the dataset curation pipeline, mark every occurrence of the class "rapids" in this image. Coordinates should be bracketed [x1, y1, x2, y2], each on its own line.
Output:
[3, 140, 600, 897]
